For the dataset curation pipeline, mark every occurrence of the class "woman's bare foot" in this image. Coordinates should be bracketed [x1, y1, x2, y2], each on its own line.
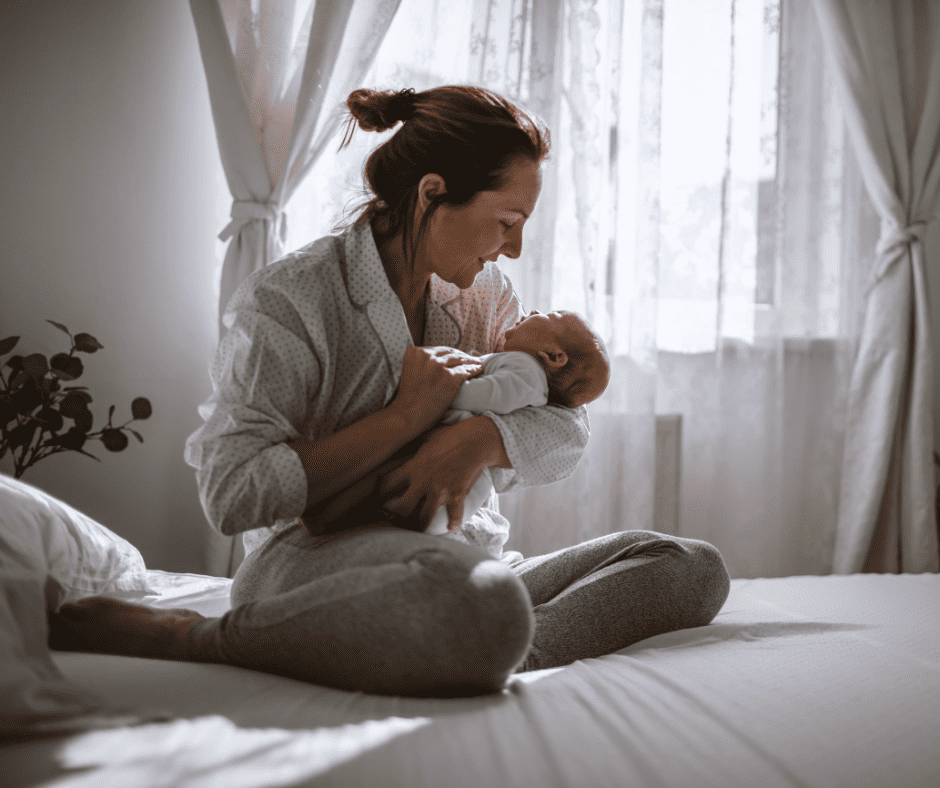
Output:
[47, 597, 205, 661]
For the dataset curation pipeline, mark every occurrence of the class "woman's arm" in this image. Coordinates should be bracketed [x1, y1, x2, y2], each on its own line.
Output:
[298, 412, 509, 535]
[378, 415, 511, 532]
[288, 402, 426, 511]
[290, 344, 486, 512]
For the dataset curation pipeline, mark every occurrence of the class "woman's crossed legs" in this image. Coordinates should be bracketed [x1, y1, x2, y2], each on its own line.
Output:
[49, 524, 729, 696]
[508, 530, 730, 671]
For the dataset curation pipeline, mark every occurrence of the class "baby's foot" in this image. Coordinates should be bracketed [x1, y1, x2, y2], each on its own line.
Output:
[48, 597, 205, 661]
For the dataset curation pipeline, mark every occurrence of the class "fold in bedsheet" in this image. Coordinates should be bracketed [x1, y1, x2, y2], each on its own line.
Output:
[2, 572, 937, 788]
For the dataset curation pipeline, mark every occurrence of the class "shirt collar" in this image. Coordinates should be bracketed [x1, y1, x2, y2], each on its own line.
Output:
[343, 221, 467, 358]
[344, 221, 398, 307]
[345, 221, 463, 309]
[430, 276, 461, 309]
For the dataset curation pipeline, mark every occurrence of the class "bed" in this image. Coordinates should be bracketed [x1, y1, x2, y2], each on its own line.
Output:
[2, 475, 939, 788]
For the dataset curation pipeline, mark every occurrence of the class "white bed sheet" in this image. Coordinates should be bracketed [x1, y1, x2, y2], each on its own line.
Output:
[2, 571, 938, 788]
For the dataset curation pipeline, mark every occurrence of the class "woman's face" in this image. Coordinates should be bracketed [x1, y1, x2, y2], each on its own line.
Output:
[418, 157, 542, 289]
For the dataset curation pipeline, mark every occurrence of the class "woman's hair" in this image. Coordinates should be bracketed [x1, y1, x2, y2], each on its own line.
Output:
[544, 313, 611, 408]
[341, 85, 550, 271]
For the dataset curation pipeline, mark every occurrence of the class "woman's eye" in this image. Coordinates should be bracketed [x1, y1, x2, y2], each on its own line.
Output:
[500, 221, 513, 230]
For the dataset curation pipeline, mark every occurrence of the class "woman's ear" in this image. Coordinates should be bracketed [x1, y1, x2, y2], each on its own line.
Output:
[417, 173, 447, 211]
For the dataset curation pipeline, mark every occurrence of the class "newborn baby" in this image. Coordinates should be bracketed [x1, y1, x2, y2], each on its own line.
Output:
[424, 308, 611, 534]
[299, 309, 610, 536]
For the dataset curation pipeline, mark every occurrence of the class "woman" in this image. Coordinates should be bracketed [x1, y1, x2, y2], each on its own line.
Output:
[50, 86, 730, 697]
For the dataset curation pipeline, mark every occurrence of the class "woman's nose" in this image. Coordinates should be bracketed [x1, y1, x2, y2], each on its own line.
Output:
[501, 226, 523, 259]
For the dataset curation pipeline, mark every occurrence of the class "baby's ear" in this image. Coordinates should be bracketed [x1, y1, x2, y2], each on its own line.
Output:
[538, 349, 568, 369]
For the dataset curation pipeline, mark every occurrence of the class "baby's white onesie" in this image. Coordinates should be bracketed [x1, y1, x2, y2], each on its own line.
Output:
[425, 350, 549, 535]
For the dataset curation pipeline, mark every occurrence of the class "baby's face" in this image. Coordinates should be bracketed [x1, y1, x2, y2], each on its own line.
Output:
[504, 309, 609, 407]
[502, 310, 576, 354]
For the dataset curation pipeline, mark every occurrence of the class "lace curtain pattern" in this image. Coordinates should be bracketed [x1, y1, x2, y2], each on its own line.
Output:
[283, 0, 880, 578]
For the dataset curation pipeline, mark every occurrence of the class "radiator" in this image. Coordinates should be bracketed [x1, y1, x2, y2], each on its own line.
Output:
[654, 413, 682, 536]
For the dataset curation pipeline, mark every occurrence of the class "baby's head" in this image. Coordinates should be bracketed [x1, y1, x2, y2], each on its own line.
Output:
[501, 309, 610, 408]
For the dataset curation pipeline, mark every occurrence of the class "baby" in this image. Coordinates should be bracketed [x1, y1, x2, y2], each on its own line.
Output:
[299, 309, 610, 536]
[424, 308, 610, 534]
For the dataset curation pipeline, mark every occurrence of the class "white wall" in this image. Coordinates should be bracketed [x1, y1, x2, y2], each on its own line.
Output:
[0, 0, 227, 573]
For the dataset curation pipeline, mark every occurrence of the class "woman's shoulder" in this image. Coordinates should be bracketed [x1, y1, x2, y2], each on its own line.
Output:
[267, 234, 346, 282]
[228, 233, 347, 307]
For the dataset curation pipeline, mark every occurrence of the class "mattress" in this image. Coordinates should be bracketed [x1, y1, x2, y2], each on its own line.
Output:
[2, 570, 938, 788]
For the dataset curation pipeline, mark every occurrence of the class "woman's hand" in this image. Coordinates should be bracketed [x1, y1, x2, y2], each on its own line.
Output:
[389, 346, 484, 433]
[378, 418, 494, 533]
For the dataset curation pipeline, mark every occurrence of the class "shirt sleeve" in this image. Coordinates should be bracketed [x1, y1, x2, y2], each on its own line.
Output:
[475, 266, 590, 495]
[184, 274, 318, 536]
[449, 353, 548, 414]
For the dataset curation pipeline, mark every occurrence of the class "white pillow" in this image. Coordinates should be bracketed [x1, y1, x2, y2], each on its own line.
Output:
[0, 472, 150, 606]
[0, 472, 153, 737]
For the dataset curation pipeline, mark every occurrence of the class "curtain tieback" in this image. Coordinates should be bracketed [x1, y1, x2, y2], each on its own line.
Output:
[869, 220, 929, 290]
[218, 200, 285, 243]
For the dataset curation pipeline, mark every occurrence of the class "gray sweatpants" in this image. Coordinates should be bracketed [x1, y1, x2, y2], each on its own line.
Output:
[184, 523, 730, 697]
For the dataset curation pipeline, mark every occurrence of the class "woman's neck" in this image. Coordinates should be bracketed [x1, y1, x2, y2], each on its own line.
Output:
[376, 227, 431, 315]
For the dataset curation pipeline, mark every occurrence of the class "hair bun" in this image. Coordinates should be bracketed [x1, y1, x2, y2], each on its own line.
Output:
[347, 88, 417, 133]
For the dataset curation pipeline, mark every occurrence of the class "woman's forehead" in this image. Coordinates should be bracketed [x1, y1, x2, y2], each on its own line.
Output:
[490, 159, 541, 207]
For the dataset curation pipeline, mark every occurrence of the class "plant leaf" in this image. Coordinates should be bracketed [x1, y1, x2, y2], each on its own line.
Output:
[59, 427, 87, 451]
[22, 354, 49, 379]
[47, 321, 71, 336]
[130, 429, 144, 443]
[8, 422, 38, 450]
[35, 406, 64, 433]
[59, 391, 91, 418]
[73, 408, 93, 433]
[50, 353, 83, 381]
[73, 333, 104, 353]
[0, 398, 16, 427]
[131, 397, 152, 420]
[101, 428, 128, 452]
[11, 383, 42, 414]
[0, 336, 19, 356]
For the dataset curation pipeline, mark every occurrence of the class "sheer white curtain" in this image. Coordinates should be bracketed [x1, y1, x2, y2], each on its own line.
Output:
[811, 0, 940, 574]
[190, 0, 401, 575]
[285, 0, 873, 579]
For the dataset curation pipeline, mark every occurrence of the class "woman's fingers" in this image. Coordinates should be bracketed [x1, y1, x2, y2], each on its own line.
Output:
[445, 500, 465, 532]
[382, 471, 469, 533]
[379, 465, 408, 501]
[378, 420, 485, 532]
[380, 466, 426, 520]
[392, 346, 484, 431]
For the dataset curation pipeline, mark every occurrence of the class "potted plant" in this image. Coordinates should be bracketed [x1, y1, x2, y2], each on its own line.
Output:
[0, 321, 152, 479]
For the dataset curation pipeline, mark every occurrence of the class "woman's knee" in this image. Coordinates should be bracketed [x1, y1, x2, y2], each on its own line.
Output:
[681, 538, 731, 627]
[465, 559, 535, 674]
[414, 550, 534, 694]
